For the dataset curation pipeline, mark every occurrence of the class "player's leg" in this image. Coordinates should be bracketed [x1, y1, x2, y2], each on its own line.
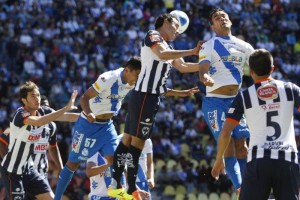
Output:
[1, 170, 26, 199]
[232, 115, 249, 176]
[110, 133, 132, 189]
[272, 160, 299, 200]
[203, 97, 242, 191]
[240, 159, 272, 200]
[24, 169, 54, 200]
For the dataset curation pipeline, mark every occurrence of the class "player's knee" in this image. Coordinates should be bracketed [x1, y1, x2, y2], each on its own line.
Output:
[66, 161, 80, 171]
[235, 144, 248, 158]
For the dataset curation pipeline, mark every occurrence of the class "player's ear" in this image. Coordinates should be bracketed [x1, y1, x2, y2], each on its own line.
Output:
[270, 65, 275, 73]
[21, 98, 27, 105]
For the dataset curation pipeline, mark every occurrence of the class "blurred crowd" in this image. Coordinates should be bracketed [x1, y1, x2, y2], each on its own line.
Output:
[0, 0, 300, 199]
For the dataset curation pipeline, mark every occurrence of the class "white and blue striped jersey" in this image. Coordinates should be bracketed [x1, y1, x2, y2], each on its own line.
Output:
[199, 35, 254, 96]
[135, 30, 173, 94]
[0, 121, 57, 178]
[226, 78, 300, 164]
[90, 68, 134, 116]
[136, 138, 152, 183]
[1, 106, 54, 175]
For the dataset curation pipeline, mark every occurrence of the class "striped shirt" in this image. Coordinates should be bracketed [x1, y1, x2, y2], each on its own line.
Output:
[135, 30, 173, 94]
[0, 121, 56, 177]
[1, 106, 55, 175]
[226, 78, 300, 163]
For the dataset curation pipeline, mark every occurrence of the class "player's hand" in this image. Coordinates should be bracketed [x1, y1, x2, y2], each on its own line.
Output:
[65, 90, 78, 111]
[211, 158, 226, 180]
[203, 74, 214, 87]
[86, 113, 96, 123]
[192, 40, 205, 56]
[181, 87, 199, 97]
[147, 178, 155, 189]
[138, 189, 150, 200]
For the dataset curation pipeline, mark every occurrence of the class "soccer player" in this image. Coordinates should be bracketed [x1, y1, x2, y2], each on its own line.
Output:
[0, 95, 79, 200]
[54, 57, 142, 200]
[198, 8, 254, 193]
[1, 81, 78, 200]
[108, 13, 201, 200]
[211, 49, 300, 199]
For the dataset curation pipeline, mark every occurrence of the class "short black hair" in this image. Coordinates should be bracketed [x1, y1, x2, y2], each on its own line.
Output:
[40, 95, 49, 106]
[124, 56, 141, 71]
[155, 13, 175, 30]
[249, 49, 273, 76]
[209, 8, 226, 25]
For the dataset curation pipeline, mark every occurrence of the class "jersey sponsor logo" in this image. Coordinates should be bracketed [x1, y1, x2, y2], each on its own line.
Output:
[34, 143, 48, 153]
[220, 55, 243, 63]
[208, 110, 219, 132]
[101, 76, 106, 82]
[82, 148, 89, 157]
[28, 134, 41, 141]
[257, 84, 278, 100]
[260, 103, 280, 111]
[228, 108, 235, 113]
[107, 94, 126, 100]
[72, 131, 83, 153]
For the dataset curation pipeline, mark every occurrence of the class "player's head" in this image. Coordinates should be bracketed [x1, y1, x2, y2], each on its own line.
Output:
[155, 13, 177, 30]
[40, 95, 49, 106]
[249, 49, 274, 76]
[20, 81, 40, 107]
[123, 56, 141, 86]
[209, 8, 232, 34]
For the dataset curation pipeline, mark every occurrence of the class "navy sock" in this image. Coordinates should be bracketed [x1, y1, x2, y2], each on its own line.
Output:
[224, 157, 242, 191]
[54, 166, 75, 200]
[112, 141, 129, 188]
[127, 145, 142, 194]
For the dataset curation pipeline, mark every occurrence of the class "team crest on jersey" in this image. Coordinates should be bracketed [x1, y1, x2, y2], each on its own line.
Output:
[142, 127, 150, 135]
[100, 76, 106, 82]
[257, 84, 278, 101]
[72, 131, 83, 153]
[208, 110, 219, 132]
[82, 148, 89, 157]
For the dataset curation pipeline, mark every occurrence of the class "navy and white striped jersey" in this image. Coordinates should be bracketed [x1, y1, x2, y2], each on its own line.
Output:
[1, 106, 55, 175]
[226, 78, 300, 164]
[0, 121, 56, 177]
[135, 30, 173, 94]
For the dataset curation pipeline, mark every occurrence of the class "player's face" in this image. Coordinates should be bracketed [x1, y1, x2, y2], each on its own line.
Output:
[211, 11, 232, 34]
[23, 89, 41, 110]
[125, 68, 140, 86]
[165, 18, 179, 41]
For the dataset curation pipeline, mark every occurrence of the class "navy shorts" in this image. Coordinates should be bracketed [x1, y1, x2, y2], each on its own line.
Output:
[125, 90, 160, 140]
[240, 158, 300, 200]
[1, 168, 51, 200]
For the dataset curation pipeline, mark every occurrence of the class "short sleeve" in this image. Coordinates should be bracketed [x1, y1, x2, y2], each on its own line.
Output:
[144, 30, 163, 48]
[13, 109, 30, 128]
[92, 70, 117, 93]
[198, 40, 213, 64]
[144, 139, 153, 154]
[226, 92, 245, 122]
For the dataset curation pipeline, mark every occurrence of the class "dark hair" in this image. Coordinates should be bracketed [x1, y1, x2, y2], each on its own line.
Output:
[155, 13, 175, 30]
[124, 56, 141, 71]
[40, 95, 49, 106]
[249, 49, 273, 76]
[19, 81, 39, 105]
[209, 8, 226, 25]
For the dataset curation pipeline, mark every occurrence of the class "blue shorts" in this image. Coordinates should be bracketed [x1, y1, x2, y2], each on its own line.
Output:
[202, 96, 250, 141]
[68, 116, 118, 162]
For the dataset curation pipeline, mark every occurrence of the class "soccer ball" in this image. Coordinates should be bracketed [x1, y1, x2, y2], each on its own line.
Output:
[170, 10, 189, 34]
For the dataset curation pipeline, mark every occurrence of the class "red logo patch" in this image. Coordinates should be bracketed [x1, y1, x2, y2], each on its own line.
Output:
[257, 85, 278, 100]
